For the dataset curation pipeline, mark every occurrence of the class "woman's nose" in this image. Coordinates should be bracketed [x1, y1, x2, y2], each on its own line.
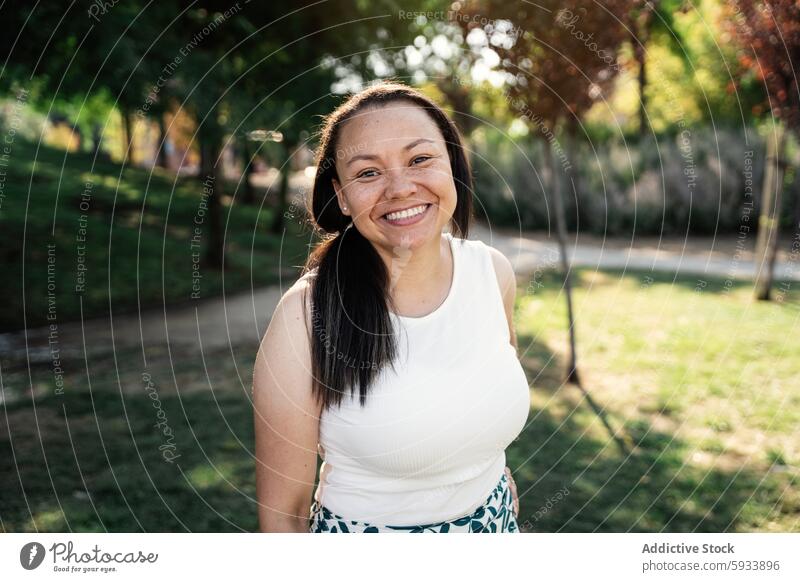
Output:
[385, 167, 417, 198]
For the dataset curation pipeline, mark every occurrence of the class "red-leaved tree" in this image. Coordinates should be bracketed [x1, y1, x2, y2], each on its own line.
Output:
[452, 0, 633, 386]
[729, 0, 800, 300]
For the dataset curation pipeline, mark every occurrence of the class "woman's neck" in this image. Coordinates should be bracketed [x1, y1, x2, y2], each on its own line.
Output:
[375, 233, 453, 317]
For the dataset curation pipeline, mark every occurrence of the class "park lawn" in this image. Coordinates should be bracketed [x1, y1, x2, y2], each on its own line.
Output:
[0, 268, 798, 532]
[0, 140, 310, 332]
[0, 343, 263, 532]
[511, 268, 800, 532]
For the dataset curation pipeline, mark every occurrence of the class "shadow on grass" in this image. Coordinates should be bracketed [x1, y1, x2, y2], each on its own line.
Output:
[1, 330, 796, 532]
[509, 329, 795, 532]
[0, 389, 259, 532]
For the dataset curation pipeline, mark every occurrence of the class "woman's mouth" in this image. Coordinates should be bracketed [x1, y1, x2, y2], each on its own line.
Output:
[380, 203, 432, 227]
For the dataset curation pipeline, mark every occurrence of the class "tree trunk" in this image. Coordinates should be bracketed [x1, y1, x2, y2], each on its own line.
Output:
[754, 124, 786, 301]
[242, 136, 256, 205]
[564, 130, 587, 230]
[634, 3, 656, 139]
[270, 140, 293, 234]
[200, 136, 225, 270]
[437, 80, 477, 137]
[635, 38, 647, 138]
[121, 107, 134, 166]
[793, 164, 800, 234]
[155, 113, 168, 168]
[543, 135, 580, 385]
[72, 125, 83, 151]
[91, 123, 102, 156]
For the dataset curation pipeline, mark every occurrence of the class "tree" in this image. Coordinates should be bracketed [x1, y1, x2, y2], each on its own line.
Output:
[0, 2, 179, 166]
[238, 133, 258, 205]
[728, 0, 800, 300]
[2, 0, 452, 270]
[164, 2, 335, 266]
[229, 40, 338, 228]
[629, 0, 689, 137]
[453, 0, 632, 385]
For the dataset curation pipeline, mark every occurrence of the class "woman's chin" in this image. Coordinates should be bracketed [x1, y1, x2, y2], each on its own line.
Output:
[383, 224, 442, 252]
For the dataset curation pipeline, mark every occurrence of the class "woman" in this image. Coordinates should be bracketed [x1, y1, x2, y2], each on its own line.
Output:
[253, 81, 530, 533]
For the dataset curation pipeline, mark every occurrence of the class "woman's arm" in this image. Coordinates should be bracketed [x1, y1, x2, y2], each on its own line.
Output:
[489, 248, 523, 518]
[487, 246, 519, 351]
[253, 280, 322, 532]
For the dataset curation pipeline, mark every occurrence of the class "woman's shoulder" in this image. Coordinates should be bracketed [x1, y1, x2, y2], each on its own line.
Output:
[273, 269, 317, 337]
[482, 243, 514, 282]
[481, 243, 516, 318]
[456, 235, 516, 308]
[284, 267, 317, 299]
[296, 265, 319, 282]
[453, 234, 513, 275]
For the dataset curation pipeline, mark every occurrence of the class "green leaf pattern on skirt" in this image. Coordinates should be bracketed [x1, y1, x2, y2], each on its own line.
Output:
[309, 472, 519, 533]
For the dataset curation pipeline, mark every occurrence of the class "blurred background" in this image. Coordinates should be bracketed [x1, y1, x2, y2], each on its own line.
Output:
[0, 0, 798, 532]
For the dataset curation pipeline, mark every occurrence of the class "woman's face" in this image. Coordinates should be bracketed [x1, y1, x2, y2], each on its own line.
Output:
[332, 101, 458, 254]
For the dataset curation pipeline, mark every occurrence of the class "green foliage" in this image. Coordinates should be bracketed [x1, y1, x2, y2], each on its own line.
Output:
[472, 126, 799, 236]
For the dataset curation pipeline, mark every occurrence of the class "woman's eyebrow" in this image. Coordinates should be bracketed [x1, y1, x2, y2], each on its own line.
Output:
[345, 138, 437, 167]
[402, 137, 435, 150]
[346, 153, 379, 167]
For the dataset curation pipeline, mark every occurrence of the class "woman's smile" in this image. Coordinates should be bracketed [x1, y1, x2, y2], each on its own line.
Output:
[380, 202, 433, 227]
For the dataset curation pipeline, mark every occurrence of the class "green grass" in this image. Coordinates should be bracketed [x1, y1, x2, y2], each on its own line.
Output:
[1, 268, 798, 532]
[511, 268, 800, 532]
[0, 140, 309, 331]
[0, 344, 263, 532]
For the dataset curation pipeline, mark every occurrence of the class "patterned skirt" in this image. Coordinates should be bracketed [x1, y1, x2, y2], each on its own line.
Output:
[309, 472, 519, 533]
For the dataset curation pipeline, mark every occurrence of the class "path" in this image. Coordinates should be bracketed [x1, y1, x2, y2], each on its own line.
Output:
[1, 224, 797, 361]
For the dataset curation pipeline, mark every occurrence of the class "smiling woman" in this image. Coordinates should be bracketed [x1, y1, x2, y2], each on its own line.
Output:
[252, 81, 529, 533]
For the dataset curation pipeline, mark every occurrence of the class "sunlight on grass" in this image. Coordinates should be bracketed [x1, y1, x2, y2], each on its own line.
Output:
[518, 269, 800, 444]
[27, 508, 66, 532]
[514, 267, 800, 531]
[185, 461, 239, 490]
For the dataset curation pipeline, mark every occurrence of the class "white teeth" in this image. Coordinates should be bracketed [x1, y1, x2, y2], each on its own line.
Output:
[384, 204, 428, 221]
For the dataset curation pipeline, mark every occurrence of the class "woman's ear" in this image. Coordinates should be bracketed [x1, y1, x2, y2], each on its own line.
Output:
[332, 178, 350, 216]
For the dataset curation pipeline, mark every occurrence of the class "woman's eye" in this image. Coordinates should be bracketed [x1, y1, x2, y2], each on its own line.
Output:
[356, 169, 379, 179]
[411, 155, 432, 165]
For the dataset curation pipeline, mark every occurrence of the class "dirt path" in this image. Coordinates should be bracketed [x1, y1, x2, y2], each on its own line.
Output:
[2, 225, 797, 362]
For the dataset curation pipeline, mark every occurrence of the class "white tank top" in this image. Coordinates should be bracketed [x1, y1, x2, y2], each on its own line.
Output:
[311, 232, 530, 526]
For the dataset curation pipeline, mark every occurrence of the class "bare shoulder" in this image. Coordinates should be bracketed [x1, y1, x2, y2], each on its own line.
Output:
[485, 244, 516, 300]
[283, 269, 316, 305]
[253, 272, 316, 402]
[275, 272, 315, 335]
[483, 243, 518, 348]
[267, 268, 319, 340]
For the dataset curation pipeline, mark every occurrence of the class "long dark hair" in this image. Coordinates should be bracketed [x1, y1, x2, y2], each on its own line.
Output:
[303, 81, 473, 413]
